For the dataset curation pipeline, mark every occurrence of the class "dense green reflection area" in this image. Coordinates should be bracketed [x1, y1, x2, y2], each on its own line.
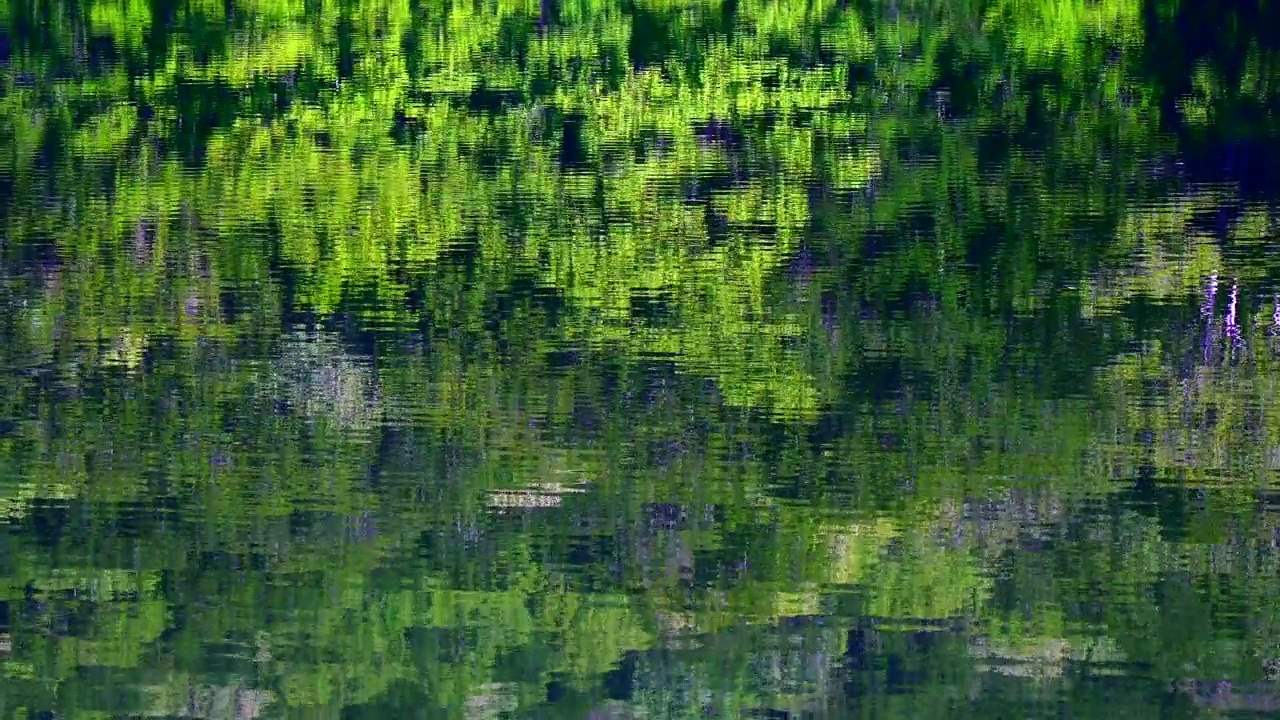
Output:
[4, 0, 1280, 716]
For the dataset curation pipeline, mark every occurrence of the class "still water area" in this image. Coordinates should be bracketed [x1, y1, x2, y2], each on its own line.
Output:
[3, 0, 1280, 717]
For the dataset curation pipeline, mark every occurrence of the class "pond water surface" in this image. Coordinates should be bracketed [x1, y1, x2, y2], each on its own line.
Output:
[3, 0, 1280, 717]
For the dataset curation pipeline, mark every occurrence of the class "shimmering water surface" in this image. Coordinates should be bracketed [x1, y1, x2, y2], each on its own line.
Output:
[3, 0, 1280, 717]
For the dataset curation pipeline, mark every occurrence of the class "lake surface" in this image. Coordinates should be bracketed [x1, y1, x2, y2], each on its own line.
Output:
[3, 0, 1280, 717]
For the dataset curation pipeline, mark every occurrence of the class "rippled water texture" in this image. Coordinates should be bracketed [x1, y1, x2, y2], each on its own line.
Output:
[3, 0, 1280, 717]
